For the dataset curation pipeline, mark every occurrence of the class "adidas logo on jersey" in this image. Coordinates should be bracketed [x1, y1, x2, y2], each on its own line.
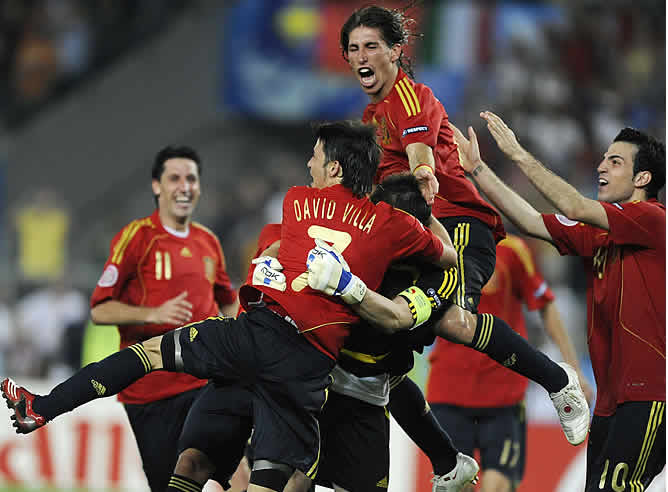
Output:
[91, 379, 106, 396]
[180, 247, 192, 257]
[376, 476, 388, 488]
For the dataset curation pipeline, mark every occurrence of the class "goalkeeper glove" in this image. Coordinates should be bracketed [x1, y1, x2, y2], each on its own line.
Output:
[306, 239, 367, 304]
[251, 256, 286, 292]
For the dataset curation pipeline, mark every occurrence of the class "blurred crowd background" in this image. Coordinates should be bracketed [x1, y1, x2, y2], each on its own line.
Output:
[0, 0, 664, 394]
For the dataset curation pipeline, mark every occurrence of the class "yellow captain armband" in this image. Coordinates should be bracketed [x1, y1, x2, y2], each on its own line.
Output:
[398, 286, 432, 329]
[413, 164, 434, 175]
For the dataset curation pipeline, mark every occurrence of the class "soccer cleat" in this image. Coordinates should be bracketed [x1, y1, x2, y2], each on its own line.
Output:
[432, 452, 479, 492]
[1, 378, 46, 434]
[550, 363, 590, 445]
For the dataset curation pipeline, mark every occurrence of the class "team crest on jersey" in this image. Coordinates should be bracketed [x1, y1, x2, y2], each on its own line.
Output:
[372, 115, 392, 146]
[203, 257, 215, 283]
[97, 265, 119, 287]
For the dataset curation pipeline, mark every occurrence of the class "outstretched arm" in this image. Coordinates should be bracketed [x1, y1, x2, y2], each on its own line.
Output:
[450, 123, 553, 242]
[480, 111, 609, 230]
[306, 241, 435, 333]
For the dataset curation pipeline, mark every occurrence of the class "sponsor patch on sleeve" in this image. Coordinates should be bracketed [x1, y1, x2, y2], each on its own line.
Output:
[555, 214, 579, 226]
[97, 265, 119, 287]
[402, 126, 429, 137]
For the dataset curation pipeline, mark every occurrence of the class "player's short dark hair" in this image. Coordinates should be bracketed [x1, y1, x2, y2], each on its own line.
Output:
[314, 120, 380, 198]
[369, 173, 431, 226]
[614, 128, 665, 199]
[152, 145, 202, 181]
[340, 4, 418, 78]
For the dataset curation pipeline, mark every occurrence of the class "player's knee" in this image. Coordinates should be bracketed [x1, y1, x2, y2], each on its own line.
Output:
[174, 448, 215, 484]
[435, 306, 476, 344]
[139, 336, 164, 370]
[249, 461, 293, 491]
[284, 469, 313, 492]
[479, 468, 514, 492]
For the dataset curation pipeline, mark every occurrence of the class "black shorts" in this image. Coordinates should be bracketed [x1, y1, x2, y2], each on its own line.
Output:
[169, 308, 335, 476]
[124, 386, 203, 491]
[585, 401, 665, 492]
[178, 382, 254, 486]
[438, 216, 497, 313]
[431, 402, 526, 486]
[316, 391, 390, 491]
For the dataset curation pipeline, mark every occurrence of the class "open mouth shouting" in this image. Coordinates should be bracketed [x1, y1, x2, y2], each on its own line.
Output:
[358, 67, 377, 89]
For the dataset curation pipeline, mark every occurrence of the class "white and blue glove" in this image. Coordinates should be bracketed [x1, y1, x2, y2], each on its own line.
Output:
[306, 239, 367, 304]
[251, 256, 286, 292]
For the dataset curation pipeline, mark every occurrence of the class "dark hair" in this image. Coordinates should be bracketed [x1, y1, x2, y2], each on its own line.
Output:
[313, 120, 380, 198]
[340, 4, 419, 79]
[152, 145, 202, 181]
[614, 128, 665, 199]
[370, 173, 431, 225]
[151, 145, 201, 206]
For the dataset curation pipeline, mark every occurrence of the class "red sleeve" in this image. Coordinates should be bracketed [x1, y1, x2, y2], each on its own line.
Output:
[90, 223, 142, 308]
[602, 200, 666, 250]
[255, 223, 282, 256]
[502, 238, 554, 312]
[381, 205, 444, 264]
[542, 213, 604, 257]
[212, 235, 237, 307]
[392, 82, 442, 149]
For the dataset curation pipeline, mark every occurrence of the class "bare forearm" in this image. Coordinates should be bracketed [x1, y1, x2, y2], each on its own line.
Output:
[90, 300, 154, 325]
[406, 142, 435, 172]
[351, 291, 413, 334]
[540, 303, 579, 369]
[468, 162, 552, 241]
[514, 152, 587, 218]
[428, 216, 457, 268]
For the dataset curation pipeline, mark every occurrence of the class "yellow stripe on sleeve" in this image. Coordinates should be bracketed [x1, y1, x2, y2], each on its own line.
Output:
[401, 78, 421, 114]
[394, 83, 413, 116]
[397, 79, 417, 116]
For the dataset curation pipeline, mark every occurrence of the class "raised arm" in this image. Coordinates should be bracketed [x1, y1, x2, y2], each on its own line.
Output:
[450, 122, 553, 242]
[480, 111, 609, 230]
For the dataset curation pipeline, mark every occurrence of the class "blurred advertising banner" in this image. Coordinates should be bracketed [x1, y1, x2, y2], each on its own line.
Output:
[219, 0, 420, 121]
[0, 380, 146, 490]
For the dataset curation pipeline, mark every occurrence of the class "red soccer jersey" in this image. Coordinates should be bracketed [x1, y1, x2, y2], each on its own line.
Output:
[542, 200, 666, 416]
[90, 209, 237, 404]
[239, 184, 444, 360]
[427, 235, 555, 407]
[362, 69, 505, 243]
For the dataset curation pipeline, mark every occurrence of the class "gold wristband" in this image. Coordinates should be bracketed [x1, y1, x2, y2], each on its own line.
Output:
[413, 164, 434, 175]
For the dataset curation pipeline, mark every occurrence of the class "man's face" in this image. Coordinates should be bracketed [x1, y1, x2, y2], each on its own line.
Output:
[346, 26, 400, 101]
[307, 139, 329, 189]
[596, 141, 638, 203]
[152, 158, 200, 226]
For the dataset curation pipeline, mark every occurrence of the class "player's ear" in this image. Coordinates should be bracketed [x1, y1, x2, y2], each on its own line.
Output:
[329, 161, 343, 179]
[151, 179, 161, 196]
[634, 170, 651, 188]
[390, 44, 401, 64]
